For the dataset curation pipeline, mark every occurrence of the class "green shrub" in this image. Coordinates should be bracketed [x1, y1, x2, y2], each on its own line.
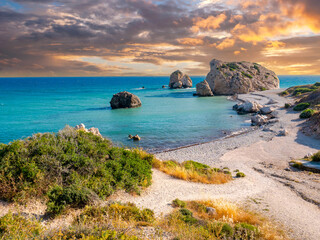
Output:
[299, 109, 315, 119]
[172, 199, 186, 208]
[280, 91, 289, 96]
[284, 103, 291, 108]
[183, 160, 210, 171]
[234, 223, 259, 239]
[260, 87, 267, 91]
[236, 172, 246, 178]
[226, 63, 239, 71]
[311, 151, 320, 162]
[293, 102, 310, 111]
[178, 208, 198, 224]
[0, 213, 43, 239]
[0, 126, 153, 215]
[314, 82, 320, 87]
[253, 64, 260, 73]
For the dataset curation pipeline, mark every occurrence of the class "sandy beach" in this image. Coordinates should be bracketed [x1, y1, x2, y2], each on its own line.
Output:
[113, 89, 320, 240]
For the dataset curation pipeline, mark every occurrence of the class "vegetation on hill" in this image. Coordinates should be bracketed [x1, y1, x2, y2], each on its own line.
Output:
[0, 126, 153, 215]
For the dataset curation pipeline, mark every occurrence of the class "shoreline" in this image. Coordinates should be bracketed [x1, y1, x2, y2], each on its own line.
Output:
[113, 89, 320, 240]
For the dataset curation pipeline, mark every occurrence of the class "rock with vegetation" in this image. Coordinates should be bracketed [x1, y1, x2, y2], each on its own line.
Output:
[293, 102, 310, 111]
[196, 80, 213, 96]
[300, 109, 315, 119]
[205, 59, 279, 95]
[75, 123, 102, 137]
[0, 126, 153, 215]
[233, 101, 263, 114]
[110, 91, 142, 109]
[169, 70, 192, 89]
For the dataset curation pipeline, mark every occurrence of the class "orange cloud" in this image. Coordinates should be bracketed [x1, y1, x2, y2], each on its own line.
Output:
[215, 38, 235, 50]
[192, 13, 227, 32]
[177, 37, 204, 46]
[234, 50, 241, 55]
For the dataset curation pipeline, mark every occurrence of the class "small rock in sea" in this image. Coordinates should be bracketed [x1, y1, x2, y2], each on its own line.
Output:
[162, 85, 166, 88]
[251, 114, 268, 126]
[110, 91, 142, 109]
[206, 207, 217, 216]
[196, 80, 214, 96]
[169, 70, 192, 89]
[128, 134, 133, 139]
[260, 106, 274, 115]
[278, 129, 288, 136]
[132, 135, 141, 141]
[142, 86, 145, 89]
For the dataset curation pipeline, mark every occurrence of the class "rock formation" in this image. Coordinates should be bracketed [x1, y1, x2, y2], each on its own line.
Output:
[196, 80, 213, 96]
[75, 123, 102, 137]
[169, 70, 192, 89]
[251, 115, 268, 126]
[205, 59, 279, 95]
[110, 91, 142, 109]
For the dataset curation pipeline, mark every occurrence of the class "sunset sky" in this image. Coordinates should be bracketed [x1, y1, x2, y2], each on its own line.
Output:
[0, 0, 320, 77]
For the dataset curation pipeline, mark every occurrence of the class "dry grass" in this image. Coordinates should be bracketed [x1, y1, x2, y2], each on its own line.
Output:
[191, 200, 288, 240]
[152, 158, 232, 184]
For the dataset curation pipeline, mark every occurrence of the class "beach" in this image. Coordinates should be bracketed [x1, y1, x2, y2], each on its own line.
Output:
[112, 89, 320, 240]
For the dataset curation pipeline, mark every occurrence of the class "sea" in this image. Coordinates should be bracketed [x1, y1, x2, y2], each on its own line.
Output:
[0, 75, 319, 152]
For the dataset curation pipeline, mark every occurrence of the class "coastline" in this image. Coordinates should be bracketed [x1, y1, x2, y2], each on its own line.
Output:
[113, 89, 320, 240]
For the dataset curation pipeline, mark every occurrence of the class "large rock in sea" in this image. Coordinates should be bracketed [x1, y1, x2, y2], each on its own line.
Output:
[169, 70, 192, 89]
[205, 59, 279, 95]
[110, 91, 142, 109]
[196, 80, 213, 96]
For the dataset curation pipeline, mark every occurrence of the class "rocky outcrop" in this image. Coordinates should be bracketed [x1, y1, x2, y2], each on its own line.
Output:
[110, 91, 142, 109]
[196, 80, 213, 96]
[233, 101, 263, 114]
[251, 115, 268, 126]
[75, 123, 102, 137]
[260, 106, 274, 115]
[169, 70, 192, 89]
[205, 59, 279, 95]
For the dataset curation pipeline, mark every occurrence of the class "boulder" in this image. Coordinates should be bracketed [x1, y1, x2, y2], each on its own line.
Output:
[260, 106, 274, 115]
[75, 123, 86, 130]
[278, 129, 288, 136]
[196, 80, 214, 96]
[110, 91, 142, 109]
[132, 135, 141, 141]
[169, 70, 192, 89]
[234, 101, 263, 114]
[251, 114, 268, 126]
[205, 59, 279, 95]
[267, 99, 278, 105]
[206, 207, 217, 216]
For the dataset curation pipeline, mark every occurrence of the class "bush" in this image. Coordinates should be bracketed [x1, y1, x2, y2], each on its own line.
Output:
[311, 151, 320, 162]
[260, 87, 267, 91]
[0, 126, 153, 215]
[179, 208, 197, 224]
[172, 199, 186, 208]
[293, 102, 310, 111]
[280, 91, 289, 96]
[314, 82, 320, 87]
[236, 172, 246, 178]
[299, 109, 315, 119]
[284, 103, 291, 108]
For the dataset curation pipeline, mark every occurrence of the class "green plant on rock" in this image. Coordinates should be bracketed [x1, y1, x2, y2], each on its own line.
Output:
[299, 109, 315, 119]
[293, 102, 310, 111]
[293, 88, 315, 96]
[241, 72, 253, 79]
[280, 90, 289, 96]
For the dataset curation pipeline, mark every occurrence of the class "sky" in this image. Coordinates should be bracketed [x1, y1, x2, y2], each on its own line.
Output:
[0, 0, 320, 77]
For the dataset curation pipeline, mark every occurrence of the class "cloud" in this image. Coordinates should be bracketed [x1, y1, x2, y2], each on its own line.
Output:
[0, 0, 320, 76]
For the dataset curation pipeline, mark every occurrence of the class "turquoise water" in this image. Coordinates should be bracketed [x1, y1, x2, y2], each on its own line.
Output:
[0, 75, 319, 152]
